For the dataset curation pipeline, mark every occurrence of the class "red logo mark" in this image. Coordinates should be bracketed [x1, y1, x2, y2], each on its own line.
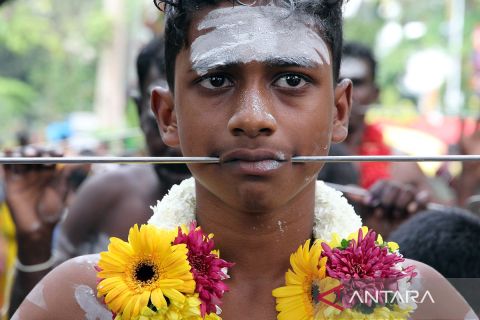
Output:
[316, 284, 344, 311]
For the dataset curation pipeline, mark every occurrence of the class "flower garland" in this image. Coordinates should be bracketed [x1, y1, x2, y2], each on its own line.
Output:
[148, 178, 362, 241]
[96, 224, 229, 320]
[272, 226, 417, 319]
[96, 178, 416, 319]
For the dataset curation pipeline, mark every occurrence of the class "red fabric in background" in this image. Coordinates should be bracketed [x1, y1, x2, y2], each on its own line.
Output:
[358, 124, 391, 188]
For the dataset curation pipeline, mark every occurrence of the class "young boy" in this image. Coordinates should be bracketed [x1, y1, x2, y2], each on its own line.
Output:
[12, 0, 474, 319]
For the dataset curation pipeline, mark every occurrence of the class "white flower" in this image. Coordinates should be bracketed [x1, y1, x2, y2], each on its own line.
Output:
[149, 178, 196, 229]
[149, 178, 362, 240]
[313, 180, 362, 241]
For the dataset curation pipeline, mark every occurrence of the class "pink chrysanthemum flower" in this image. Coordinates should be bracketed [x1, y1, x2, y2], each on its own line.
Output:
[321, 228, 416, 309]
[173, 223, 234, 316]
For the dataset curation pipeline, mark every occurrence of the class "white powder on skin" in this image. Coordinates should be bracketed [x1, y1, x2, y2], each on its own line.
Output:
[74, 285, 112, 320]
[236, 92, 276, 128]
[251, 94, 275, 124]
[25, 283, 47, 311]
[190, 6, 331, 75]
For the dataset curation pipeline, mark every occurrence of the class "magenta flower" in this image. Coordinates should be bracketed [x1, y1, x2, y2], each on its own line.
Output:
[173, 223, 234, 316]
[321, 228, 416, 308]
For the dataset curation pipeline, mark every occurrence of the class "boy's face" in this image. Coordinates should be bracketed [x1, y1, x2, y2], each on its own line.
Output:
[153, 4, 351, 210]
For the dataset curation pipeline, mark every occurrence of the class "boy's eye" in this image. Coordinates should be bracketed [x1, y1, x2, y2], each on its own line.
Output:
[274, 74, 310, 88]
[198, 75, 233, 89]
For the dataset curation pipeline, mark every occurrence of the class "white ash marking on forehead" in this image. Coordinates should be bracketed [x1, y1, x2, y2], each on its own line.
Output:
[191, 6, 331, 75]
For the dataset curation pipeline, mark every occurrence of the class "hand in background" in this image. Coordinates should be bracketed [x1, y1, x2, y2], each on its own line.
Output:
[3, 147, 71, 265]
[333, 180, 430, 238]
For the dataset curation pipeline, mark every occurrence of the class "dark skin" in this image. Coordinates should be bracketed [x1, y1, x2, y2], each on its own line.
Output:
[13, 5, 473, 319]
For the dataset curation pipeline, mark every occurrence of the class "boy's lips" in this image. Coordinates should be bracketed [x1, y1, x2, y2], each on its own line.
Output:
[219, 149, 289, 176]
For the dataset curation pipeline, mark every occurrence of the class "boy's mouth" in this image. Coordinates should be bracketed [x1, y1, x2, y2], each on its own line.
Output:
[219, 149, 288, 175]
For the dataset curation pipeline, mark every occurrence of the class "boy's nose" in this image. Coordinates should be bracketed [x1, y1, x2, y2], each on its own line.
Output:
[227, 92, 277, 138]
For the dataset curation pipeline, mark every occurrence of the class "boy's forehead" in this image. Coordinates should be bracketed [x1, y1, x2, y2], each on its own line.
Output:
[187, 5, 331, 75]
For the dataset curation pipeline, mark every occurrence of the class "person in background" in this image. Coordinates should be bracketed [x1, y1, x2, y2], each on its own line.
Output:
[4, 37, 191, 316]
[321, 42, 435, 191]
[0, 131, 36, 320]
[319, 42, 437, 238]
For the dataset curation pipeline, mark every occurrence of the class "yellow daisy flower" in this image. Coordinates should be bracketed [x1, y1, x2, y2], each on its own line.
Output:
[272, 240, 341, 320]
[97, 224, 196, 320]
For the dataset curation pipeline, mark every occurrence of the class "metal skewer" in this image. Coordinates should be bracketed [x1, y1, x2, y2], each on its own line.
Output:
[291, 155, 480, 163]
[0, 156, 220, 165]
[1, 155, 480, 165]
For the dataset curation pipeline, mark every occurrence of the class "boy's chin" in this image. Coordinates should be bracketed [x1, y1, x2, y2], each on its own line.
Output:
[222, 179, 310, 213]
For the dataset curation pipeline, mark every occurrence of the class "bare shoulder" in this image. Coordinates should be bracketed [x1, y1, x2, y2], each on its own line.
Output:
[60, 165, 159, 246]
[12, 254, 112, 320]
[80, 165, 156, 197]
[406, 259, 477, 320]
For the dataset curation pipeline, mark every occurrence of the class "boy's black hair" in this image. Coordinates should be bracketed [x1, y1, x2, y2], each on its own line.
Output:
[342, 41, 377, 82]
[389, 208, 480, 312]
[136, 37, 167, 94]
[154, 0, 346, 91]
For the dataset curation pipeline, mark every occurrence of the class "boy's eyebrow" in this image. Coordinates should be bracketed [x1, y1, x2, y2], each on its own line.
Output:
[187, 57, 321, 74]
[263, 57, 320, 68]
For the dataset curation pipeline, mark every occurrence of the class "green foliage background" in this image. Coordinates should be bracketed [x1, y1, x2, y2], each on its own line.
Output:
[0, 0, 109, 145]
[344, 0, 480, 119]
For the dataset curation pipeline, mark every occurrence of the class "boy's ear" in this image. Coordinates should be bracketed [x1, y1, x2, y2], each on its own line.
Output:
[331, 79, 352, 143]
[151, 87, 180, 148]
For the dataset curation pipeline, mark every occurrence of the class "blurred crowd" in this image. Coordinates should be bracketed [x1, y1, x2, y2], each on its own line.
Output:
[1, 37, 480, 319]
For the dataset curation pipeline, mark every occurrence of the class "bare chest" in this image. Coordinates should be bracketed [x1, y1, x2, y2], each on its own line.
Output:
[219, 282, 279, 320]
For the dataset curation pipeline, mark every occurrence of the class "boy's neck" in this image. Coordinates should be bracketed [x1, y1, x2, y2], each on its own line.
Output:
[194, 181, 316, 279]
